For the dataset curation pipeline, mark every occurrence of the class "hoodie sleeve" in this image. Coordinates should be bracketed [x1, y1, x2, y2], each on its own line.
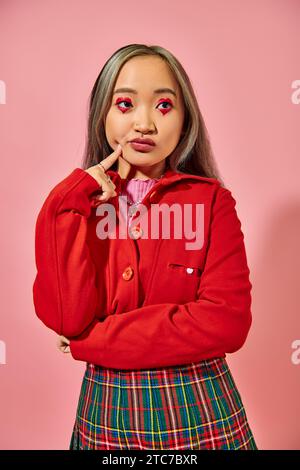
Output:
[69, 186, 253, 369]
[32, 168, 102, 337]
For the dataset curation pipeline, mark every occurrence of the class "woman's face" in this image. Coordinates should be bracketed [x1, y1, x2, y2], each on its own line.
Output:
[105, 56, 185, 176]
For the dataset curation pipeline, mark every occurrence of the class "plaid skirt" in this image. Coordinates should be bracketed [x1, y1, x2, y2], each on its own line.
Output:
[69, 357, 258, 450]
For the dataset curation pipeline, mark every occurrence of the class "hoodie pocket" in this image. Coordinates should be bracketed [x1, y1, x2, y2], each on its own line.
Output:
[168, 262, 203, 277]
[166, 262, 203, 302]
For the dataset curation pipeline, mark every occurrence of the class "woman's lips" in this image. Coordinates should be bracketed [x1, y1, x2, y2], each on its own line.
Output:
[129, 142, 155, 152]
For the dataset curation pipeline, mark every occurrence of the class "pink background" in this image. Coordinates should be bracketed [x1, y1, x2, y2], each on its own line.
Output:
[0, 0, 299, 450]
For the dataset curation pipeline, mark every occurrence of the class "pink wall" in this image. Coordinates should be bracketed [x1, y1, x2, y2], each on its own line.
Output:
[0, 0, 299, 450]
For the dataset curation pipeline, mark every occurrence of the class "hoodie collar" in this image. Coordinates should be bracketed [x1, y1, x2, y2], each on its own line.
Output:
[90, 168, 219, 211]
[106, 168, 216, 193]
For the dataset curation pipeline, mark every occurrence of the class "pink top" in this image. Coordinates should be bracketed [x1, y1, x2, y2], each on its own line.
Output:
[120, 177, 159, 305]
[124, 177, 158, 202]
[120, 177, 159, 227]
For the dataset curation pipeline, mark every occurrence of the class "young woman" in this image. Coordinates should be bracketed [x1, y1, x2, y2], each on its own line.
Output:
[33, 43, 258, 450]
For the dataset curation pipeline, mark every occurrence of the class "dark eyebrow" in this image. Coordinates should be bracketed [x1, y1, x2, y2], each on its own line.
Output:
[113, 87, 177, 97]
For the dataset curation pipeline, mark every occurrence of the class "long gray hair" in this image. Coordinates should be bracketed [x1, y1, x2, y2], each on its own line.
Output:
[82, 43, 225, 187]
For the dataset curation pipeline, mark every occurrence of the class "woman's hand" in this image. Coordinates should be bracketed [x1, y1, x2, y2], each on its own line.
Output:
[57, 335, 71, 354]
[85, 143, 124, 202]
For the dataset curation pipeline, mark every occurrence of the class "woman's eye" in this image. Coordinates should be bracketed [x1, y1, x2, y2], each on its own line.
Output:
[114, 99, 173, 114]
[157, 101, 173, 114]
[115, 100, 132, 111]
[157, 101, 172, 109]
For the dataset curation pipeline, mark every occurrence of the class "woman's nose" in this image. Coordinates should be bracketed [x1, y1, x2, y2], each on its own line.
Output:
[133, 108, 156, 133]
[134, 126, 155, 135]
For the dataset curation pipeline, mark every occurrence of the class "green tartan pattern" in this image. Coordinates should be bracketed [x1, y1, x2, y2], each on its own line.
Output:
[69, 357, 258, 450]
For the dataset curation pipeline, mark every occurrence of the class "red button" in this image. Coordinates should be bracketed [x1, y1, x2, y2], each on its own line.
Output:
[122, 266, 134, 281]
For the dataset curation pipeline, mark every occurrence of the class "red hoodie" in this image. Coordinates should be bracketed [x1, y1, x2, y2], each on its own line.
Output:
[32, 167, 253, 370]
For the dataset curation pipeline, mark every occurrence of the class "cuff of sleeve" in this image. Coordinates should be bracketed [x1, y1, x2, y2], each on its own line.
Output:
[70, 168, 102, 197]
[69, 317, 103, 363]
[69, 339, 84, 361]
[56, 168, 102, 216]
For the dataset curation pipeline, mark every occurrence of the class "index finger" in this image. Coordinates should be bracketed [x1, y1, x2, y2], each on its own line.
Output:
[100, 137, 126, 171]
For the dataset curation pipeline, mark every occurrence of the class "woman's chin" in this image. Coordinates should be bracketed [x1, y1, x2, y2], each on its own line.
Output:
[123, 155, 154, 166]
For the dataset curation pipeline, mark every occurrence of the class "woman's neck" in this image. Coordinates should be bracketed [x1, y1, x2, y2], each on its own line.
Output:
[117, 157, 167, 180]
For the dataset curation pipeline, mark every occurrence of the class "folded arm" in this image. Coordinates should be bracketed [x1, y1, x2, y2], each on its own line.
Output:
[69, 186, 253, 370]
[33, 169, 102, 337]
